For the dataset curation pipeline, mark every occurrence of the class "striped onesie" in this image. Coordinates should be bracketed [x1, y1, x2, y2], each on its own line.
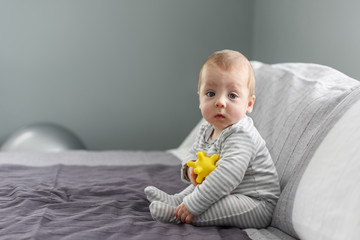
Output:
[145, 116, 280, 228]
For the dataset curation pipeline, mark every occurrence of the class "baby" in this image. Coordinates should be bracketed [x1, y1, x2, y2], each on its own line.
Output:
[145, 50, 280, 228]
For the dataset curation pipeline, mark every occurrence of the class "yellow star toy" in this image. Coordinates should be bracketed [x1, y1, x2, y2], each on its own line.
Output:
[187, 151, 219, 184]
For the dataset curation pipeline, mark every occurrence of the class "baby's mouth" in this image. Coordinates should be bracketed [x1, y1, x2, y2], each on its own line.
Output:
[215, 114, 225, 120]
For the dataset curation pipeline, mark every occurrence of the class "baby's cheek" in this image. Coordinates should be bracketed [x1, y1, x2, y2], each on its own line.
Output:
[200, 105, 212, 119]
[231, 108, 247, 121]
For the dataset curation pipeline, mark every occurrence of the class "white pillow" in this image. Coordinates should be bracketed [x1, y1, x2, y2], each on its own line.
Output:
[293, 98, 360, 240]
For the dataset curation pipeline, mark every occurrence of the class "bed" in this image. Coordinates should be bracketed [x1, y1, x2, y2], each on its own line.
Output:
[1, 61, 360, 240]
[0, 151, 250, 240]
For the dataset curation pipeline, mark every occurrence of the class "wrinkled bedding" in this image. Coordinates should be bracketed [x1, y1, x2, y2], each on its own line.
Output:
[0, 163, 250, 240]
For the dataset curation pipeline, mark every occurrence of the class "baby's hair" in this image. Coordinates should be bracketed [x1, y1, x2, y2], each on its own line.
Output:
[198, 50, 255, 97]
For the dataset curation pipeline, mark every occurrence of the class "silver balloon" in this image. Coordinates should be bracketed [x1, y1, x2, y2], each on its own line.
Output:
[1, 123, 86, 152]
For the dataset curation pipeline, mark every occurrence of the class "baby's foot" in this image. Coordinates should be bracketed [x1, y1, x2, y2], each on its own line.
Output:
[144, 186, 182, 207]
[149, 201, 181, 224]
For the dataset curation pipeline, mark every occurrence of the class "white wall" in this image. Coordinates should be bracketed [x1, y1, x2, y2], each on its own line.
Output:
[0, 0, 254, 150]
[252, 0, 360, 80]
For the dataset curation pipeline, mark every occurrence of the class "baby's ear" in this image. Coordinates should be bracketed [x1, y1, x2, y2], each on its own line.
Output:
[246, 95, 256, 113]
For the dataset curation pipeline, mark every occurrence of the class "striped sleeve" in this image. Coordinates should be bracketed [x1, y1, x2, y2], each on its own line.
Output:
[183, 131, 255, 216]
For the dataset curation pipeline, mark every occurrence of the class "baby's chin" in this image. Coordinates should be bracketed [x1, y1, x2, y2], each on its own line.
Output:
[210, 122, 232, 131]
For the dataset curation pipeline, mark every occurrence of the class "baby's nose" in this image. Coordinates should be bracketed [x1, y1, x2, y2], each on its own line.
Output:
[215, 97, 226, 108]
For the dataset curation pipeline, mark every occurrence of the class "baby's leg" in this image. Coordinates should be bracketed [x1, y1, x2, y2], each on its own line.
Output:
[192, 194, 274, 229]
[144, 184, 194, 207]
[149, 201, 181, 224]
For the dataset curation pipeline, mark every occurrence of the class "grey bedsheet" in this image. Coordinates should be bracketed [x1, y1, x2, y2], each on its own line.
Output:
[0, 162, 250, 239]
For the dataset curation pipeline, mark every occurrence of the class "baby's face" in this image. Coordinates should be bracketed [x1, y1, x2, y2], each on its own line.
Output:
[198, 65, 255, 132]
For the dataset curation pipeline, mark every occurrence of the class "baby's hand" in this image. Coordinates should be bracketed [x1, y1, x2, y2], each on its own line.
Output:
[187, 166, 198, 187]
[175, 202, 194, 224]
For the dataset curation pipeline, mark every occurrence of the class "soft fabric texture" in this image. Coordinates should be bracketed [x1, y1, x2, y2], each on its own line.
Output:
[145, 185, 194, 207]
[0, 161, 250, 240]
[147, 187, 273, 229]
[149, 201, 181, 224]
[248, 61, 360, 238]
[292, 98, 360, 240]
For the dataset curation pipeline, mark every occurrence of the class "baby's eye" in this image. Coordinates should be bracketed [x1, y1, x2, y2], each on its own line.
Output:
[228, 93, 238, 99]
[206, 92, 215, 97]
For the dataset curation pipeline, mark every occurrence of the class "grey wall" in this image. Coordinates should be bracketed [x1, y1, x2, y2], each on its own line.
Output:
[2, 1, 359, 151]
[252, 0, 360, 80]
[0, 0, 254, 150]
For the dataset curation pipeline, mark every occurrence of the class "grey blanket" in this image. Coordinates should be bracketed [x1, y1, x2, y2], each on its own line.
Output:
[0, 164, 250, 240]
